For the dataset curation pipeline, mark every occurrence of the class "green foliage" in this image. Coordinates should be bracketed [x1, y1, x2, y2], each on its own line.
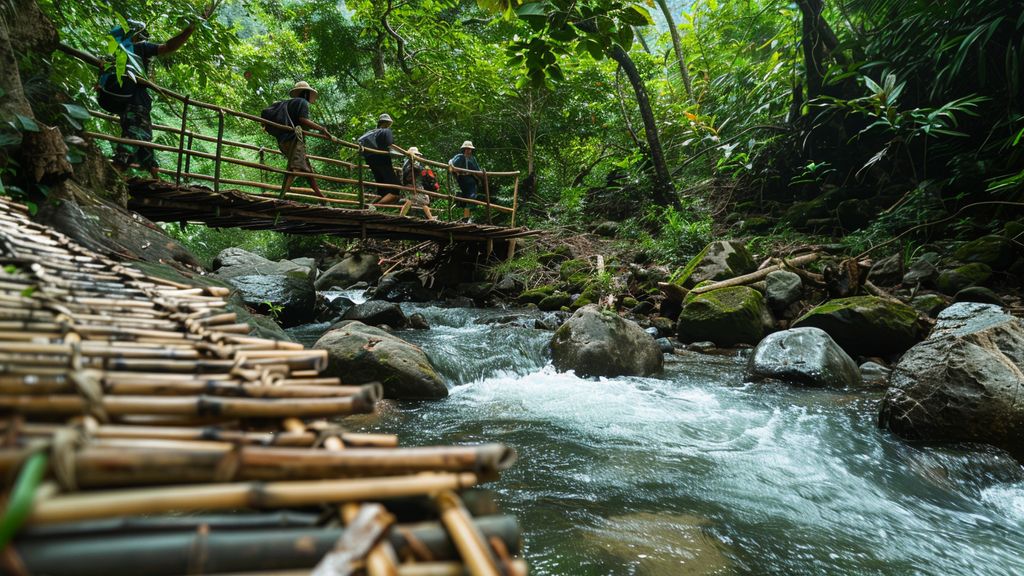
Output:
[160, 222, 289, 267]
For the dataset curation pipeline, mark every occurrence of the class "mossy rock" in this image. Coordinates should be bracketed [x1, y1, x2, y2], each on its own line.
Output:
[739, 216, 772, 234]
[539, 292, 572, 311]
[936, 263, 992, 295]
[571, 283, 602, 311]
[676, 286, 768, 347]
[621, 296, 640, 309]
[683, 281, 715, 305]
[953, 235, 1016, 270]
[910, 293, 949, 318]
[792, 296, 927, 357]
[559, 259, 592, 289]
[782, 195, 829, 227]
[1003, 220, 1024, 240]
[538, 246, 572, 266]
[518, 284, 556, 305]
[675, 241, 757, 289]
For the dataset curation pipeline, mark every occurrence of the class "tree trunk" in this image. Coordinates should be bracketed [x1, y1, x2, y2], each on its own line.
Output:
[796, 0, 831, 101]
[608, 45, 674, 206]
[372, 31, 386, 79]
[655, 0, 694, 101]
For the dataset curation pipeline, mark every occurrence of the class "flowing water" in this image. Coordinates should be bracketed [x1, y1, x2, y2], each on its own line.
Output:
[292, 297, 1024, 575]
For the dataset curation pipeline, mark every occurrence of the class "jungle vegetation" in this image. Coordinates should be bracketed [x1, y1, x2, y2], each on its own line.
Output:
[5, 0, 1024, 265]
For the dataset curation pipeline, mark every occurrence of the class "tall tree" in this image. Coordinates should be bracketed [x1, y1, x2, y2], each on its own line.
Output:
[654, 0, 693, 101]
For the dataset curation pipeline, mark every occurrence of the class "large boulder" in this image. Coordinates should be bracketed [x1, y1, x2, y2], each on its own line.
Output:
[746, 327, 861, 388]
[315, 253, 381, 290]
[676, 286, 769, 347]
[313, 322, 447, 399]
[878, 303, 1024, 457]
[341, 300, 410, 329]
[228, 271, 315, 327]
[213, 247, 306, 279]
[936, 263, 992, 295]
[677, 241, 757, 288]
[866, 254, 903, 286]
[953, 235, 1016, 270]
[792, 296, 927, 357]
[550, 305, 663, 377]
[366, 269, 435, 302]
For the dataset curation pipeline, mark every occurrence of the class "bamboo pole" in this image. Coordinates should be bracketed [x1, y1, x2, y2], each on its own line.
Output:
[175, 97, 189, 185]
[0, 389, 379, 419]
[436, 491, 502, 576]
[688, 252, 821, 294]
[26, 472, 480, 525]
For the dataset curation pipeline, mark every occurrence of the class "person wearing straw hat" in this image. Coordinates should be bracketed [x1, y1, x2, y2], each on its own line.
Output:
[110, 3, 217, 179]
[272, 81, 333, 198]
[399, 147, 437, 220]
[448, 141, 482, 222]
[357, 114, 402, 206]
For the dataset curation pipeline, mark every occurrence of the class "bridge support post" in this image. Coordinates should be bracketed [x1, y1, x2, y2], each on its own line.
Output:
[483, 169, 492, 224]
[184, 134, 194, 175]
[175, 96, 190, 186]
[357, 147, 365, 209]
[510, 175, 519, 229]
[214, 109, 225, 193]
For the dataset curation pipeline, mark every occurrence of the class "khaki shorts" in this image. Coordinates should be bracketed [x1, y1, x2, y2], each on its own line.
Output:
[279, 137, 313, 173]
[403, 188, 430, 206]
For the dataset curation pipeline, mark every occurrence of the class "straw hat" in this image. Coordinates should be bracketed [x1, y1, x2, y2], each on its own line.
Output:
[289, 81, 318, 103]
[378, 113, 393, 123]
[407, 147, 420, 156]
[460, 140, 475, 150]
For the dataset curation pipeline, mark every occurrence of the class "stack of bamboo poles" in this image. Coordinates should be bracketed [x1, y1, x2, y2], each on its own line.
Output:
[0, 197, 525, 575]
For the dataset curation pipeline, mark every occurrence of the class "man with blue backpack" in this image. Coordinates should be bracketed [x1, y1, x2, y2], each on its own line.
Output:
[99, 4, 215, 178]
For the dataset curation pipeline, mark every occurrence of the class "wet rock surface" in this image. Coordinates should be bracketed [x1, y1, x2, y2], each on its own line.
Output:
[551, 305, 663, 377]
[746, 327, 861, 388]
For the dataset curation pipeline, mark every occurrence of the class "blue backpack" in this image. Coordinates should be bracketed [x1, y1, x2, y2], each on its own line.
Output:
[97, 27, 141, 114]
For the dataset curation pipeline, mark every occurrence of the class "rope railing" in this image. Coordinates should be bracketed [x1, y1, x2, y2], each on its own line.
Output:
[57, 43, 520, 226]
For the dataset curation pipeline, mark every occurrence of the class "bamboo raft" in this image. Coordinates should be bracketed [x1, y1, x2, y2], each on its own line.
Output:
[0, 197, 525, 575]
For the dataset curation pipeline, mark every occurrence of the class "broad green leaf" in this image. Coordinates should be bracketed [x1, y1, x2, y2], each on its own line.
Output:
[15, 115, 40, 132]
[62, 103, 92, 121]
[515, 3, 548, 18]
[620, 5, 654, 26]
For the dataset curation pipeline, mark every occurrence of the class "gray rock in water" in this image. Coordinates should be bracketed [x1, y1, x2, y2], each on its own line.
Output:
[213, 247, 308, 279]
[409, 313, 430, 330]
[688, 341, 717, 352]
[551, 305, 664, 377]
[765, 270, 802, 312]
[341, 300, 410, 329]
[493, 274, 523, 295]
[644, 327, 659, 337]
[314, 322, 447, 399]
[879, 303, 1024, 457]
[859, 361, 891, 387]
[368, 269, 434, 302]
[655, 337, 674, 354]
[228, 271, 315, 327]
[792, 295, 927, 357]
[315, 253, 381, 291]
[746, 327, 861, 387]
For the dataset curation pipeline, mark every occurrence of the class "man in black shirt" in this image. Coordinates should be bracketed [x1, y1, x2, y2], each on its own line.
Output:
[358, 114, 401, 206]
[112, 5, 214, 178]
[275, 81, 332, 197]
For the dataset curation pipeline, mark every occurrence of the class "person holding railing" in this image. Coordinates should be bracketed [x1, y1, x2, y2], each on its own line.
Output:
[269, 81, 332, 198]
[400, 148, 437, 221]
[109, 3, 216, 179]
[448, 140, 482, 223]
[358, 114, 402, 206]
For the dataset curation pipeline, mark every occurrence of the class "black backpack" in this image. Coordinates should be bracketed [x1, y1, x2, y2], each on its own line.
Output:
[96, 36, 140, 114]
[260, 100, 295, 138]
[357, 128, 381, 151]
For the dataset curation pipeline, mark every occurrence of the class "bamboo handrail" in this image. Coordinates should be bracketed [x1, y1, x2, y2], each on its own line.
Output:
[58, 42, 523, 225]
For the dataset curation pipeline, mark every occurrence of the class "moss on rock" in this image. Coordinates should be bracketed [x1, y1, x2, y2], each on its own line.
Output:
[539, 292, 572, 311]
[676, 286, 768, 347]
[936, 263, 992, 295]
[953, 235, 1015, 270]
[792, 296, 926, 357]
[518, 284, 556, 305]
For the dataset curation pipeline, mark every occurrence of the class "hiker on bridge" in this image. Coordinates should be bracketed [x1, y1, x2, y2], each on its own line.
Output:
[448, 141, 482, 222]
[358, 114, 402, 206]
[264, 81, 332, 198]
[400, 147, 437, 221]
[107, 4, 216, 178]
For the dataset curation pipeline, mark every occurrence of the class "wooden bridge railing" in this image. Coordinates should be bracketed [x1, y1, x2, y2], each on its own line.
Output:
[58, 44, 520, 227]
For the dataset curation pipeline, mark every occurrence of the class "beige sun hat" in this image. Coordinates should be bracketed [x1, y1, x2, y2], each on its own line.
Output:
[378, 113, 393, 123]
[289, 81, 318, 103]
[460, 140, 475, 150]
[407, 146, 420, 156]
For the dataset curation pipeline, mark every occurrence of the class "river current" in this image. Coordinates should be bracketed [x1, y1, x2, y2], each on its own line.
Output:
[290, 294, 1024, 575]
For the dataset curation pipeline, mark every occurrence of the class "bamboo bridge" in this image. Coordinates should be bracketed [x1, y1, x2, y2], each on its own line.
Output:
[60, 44, 537, 247]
